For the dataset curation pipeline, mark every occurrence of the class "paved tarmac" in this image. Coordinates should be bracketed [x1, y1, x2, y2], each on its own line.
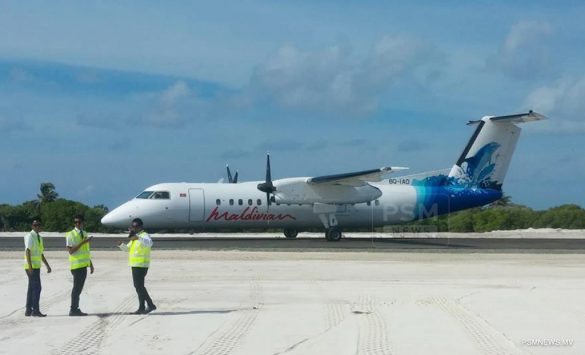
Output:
[2, 236, 585, 252]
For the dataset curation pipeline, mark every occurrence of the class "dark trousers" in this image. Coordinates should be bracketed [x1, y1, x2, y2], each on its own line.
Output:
[25, 269, 42, 312]
[132, 267, 154, 310]
[70, 267, 87, 311]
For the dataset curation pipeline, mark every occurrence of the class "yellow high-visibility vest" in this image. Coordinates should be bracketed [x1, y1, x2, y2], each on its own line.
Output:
[66, 229, 91, 270]
[23, 231, 44, 269]
[128, 231, 151, 268]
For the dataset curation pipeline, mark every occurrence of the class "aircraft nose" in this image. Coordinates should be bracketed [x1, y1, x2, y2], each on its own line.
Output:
[100, 212, 115, 226]
[101, 202, 136, 228]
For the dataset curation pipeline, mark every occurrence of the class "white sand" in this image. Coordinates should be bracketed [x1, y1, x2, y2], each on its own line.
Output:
[1, 250, 584, 354]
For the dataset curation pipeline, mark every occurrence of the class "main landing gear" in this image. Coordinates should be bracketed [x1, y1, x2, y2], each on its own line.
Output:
[283, 228, 298, 239]
[325, 227, 342, 242]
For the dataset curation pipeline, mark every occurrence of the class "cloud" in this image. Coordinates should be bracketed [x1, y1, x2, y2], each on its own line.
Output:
[487, 21, 553, 80]
[135, 81, 209, 128]
[523, 76, 585, 133]
[249, 36, 442, 116]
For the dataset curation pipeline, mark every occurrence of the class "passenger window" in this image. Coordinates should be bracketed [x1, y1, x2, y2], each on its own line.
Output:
[229, 199, 234, 206]
[216, 199, 221, 206]
[248, 199, 253, 206]
[238, 199, 243, 206]
[257, 199, 262, 206]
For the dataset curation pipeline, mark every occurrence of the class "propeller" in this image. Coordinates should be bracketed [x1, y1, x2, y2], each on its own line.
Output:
[226, 164, 239, 184]
[257, 153, 276, 208]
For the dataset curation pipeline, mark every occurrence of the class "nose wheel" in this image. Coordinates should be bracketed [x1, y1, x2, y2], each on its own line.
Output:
[325, 228, 342, 241]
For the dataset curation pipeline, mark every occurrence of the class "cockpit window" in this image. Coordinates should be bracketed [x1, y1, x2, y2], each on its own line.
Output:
[151, 191, 170, 199]
[136, 191, 154, 199]
[136, 191, 170, 199]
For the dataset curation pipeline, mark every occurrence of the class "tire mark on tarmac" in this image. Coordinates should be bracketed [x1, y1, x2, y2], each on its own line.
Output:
[54, 295, 135, 355]
[0, 288, 70, 325]
[327, 301, 348, 329]
[352, 295, 393, 355]
[191, 279, 263, 355]
[427, 296, 520, 355]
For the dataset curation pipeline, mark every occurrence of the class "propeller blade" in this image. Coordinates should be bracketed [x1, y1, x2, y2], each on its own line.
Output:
[226, 164, 233, 183]
[233, 171, 238, 184]
[265, 153, 272, 183]
[257, 153, 276, 210]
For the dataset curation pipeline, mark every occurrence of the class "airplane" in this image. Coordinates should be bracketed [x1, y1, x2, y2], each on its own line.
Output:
[101, 111, 546, 241]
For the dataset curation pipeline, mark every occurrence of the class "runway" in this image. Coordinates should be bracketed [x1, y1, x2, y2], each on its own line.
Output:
[1, 249, 583, 354]
[1, 235, 585, 252]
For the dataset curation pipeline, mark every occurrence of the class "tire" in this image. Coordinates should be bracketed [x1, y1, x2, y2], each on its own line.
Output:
[325, 228, 342, 241]
[283, 228, 298, 239]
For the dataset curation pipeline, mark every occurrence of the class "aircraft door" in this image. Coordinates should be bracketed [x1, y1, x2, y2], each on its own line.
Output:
[189, 188, 205, 222]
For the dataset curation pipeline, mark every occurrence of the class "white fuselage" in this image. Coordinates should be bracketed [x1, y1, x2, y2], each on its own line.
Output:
[101, 181, 419, 230]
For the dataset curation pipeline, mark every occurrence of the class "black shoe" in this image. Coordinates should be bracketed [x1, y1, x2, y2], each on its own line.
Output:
[25, 309, 32, 317]
[133, 309, 147, 315]
[31, 311, 47, 317]
[145, 305, 157, 313]
[69, 309, 88, 316]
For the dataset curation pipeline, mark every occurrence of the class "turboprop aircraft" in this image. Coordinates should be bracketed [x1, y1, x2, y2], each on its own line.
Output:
[101, 111, 545, 241]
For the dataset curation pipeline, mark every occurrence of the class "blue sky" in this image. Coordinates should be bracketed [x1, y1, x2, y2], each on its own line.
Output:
[1, 1, 584, 210]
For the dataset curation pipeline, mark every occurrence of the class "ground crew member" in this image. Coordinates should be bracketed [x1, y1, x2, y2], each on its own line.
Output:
[24, 218, 51, 317]
[118, 218, 156, 314]
[66, 214, 94, 316]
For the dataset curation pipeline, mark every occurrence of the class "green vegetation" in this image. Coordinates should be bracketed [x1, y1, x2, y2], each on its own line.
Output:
[0, 183, 113, 232]
[407, 200, 585, 232]
[0, 184, 583, 232]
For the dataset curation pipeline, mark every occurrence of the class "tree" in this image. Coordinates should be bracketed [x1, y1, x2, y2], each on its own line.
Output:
[35, 182, 59, 213]
[38, 182, 59, 203]
[489, 195, 512, 207]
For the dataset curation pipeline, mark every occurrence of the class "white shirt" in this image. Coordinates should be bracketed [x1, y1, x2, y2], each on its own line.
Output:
[24, 230, 40, 250]
[118, 231, 153, 251]
[66, 228, 84, 247]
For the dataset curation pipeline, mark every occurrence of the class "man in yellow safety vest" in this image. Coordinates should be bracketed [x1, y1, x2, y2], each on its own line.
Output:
[24, 218, 52, 317]
[66, 214, 94, 316]
[118, 218, 156, 314]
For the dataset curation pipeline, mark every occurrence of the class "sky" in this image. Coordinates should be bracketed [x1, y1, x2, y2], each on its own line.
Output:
[1, 1, 584, 210]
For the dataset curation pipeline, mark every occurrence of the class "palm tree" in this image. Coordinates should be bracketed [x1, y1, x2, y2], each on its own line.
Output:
[490, 195, 512, 207]
[35, 182, 59, 213]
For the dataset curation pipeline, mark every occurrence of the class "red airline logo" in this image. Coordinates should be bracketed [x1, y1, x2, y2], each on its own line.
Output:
[206, 207, 296, 222]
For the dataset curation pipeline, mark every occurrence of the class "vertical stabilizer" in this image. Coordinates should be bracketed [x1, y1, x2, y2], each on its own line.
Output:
[448, 111, 546, 189]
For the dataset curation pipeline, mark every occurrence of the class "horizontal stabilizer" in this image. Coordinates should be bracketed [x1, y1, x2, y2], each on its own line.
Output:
[467, 110, 547, 125]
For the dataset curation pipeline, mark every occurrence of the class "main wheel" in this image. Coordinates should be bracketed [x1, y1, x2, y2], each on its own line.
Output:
[283, 228, 298, 239]
[325, 228, 342, 241]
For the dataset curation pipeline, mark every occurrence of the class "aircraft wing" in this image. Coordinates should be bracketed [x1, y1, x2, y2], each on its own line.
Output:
[307, 167, 408, 187]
